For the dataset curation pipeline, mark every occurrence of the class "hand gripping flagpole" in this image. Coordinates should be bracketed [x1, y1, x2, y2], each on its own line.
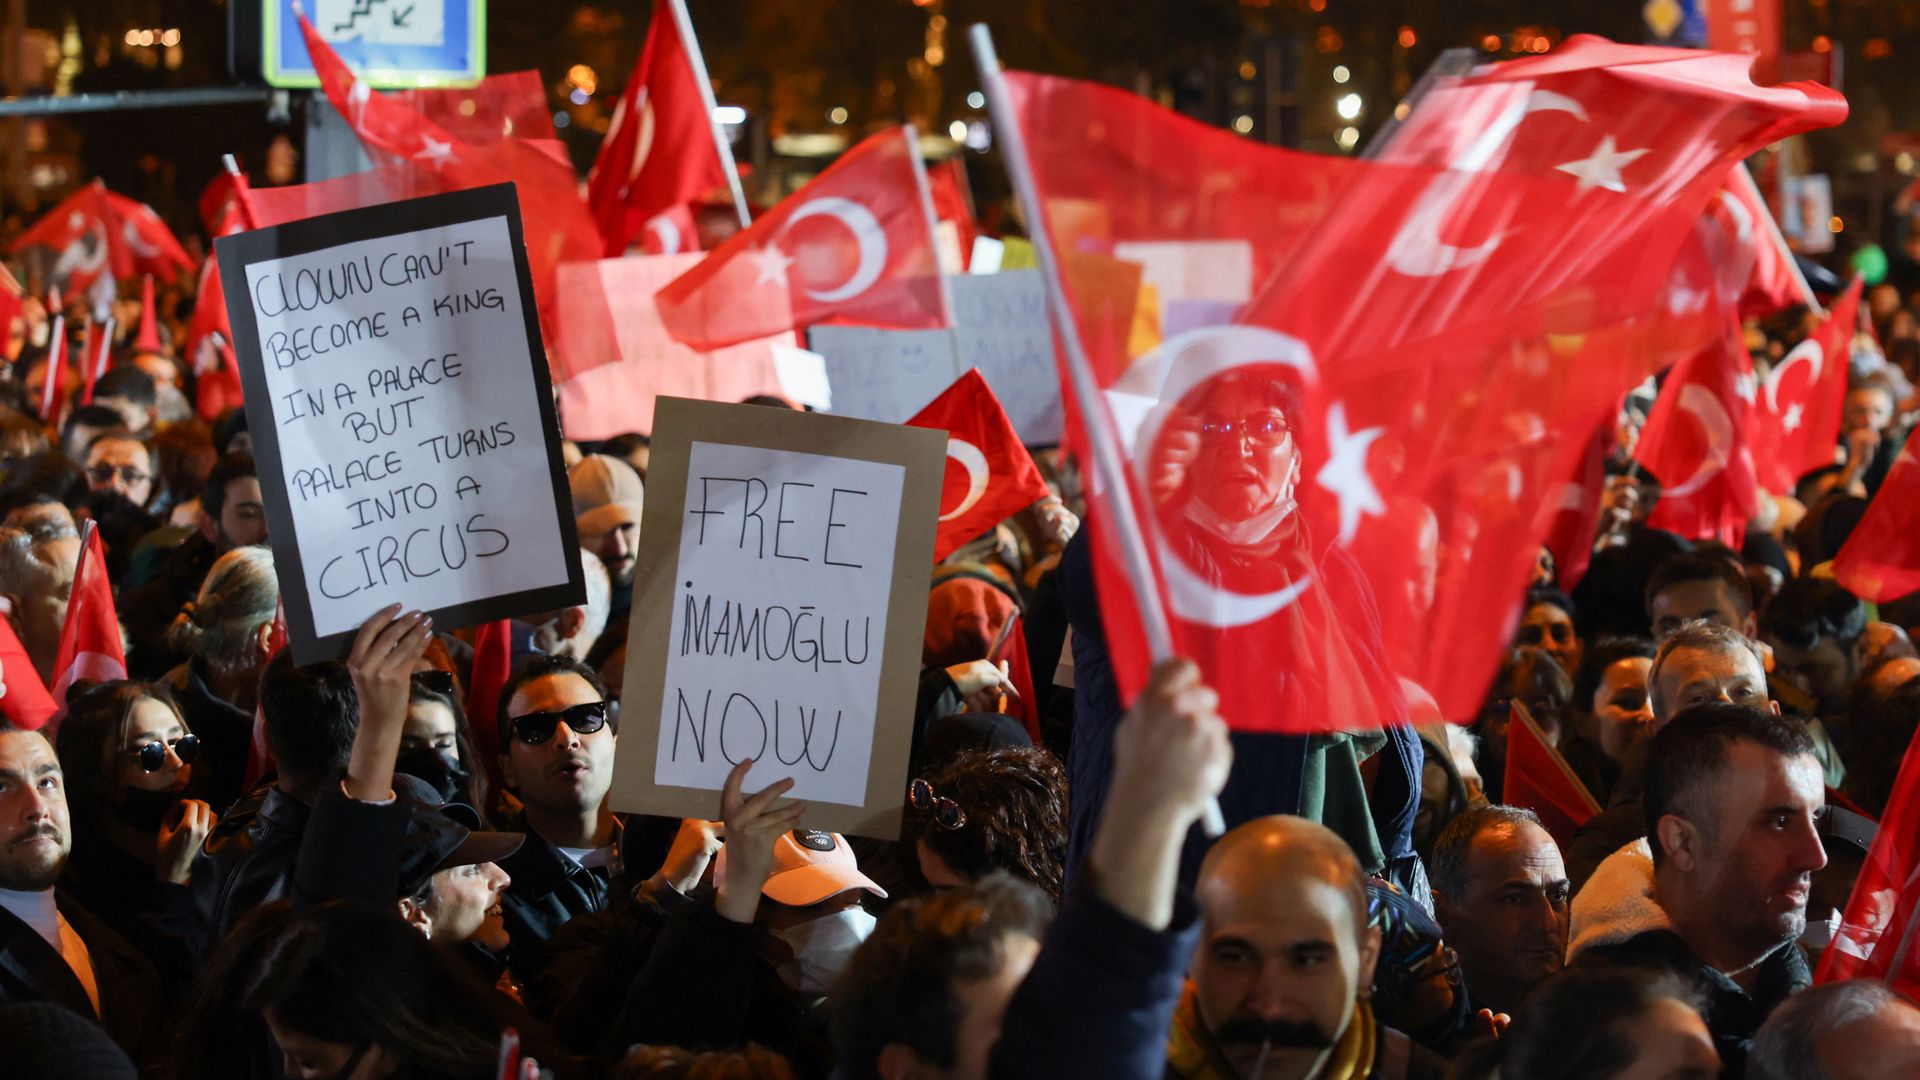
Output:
[970, 25, 1225, 837]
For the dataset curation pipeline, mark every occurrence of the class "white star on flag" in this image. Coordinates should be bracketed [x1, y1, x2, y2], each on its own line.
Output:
[752, 246, 794, 288]
[1314, 401, 1387, 545]
[1782, 402, 1805, 432]
[1555, 135, 1649, 194]
[1734, 373, 1757, 406]
[413, 136, 455, 166]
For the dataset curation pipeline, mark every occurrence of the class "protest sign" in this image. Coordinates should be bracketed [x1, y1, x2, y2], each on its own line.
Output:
[807, 269, 1063, 444]
[217, 184, 584, 664]
[552, 254, 793, 440]
[612, 398, 944, 838]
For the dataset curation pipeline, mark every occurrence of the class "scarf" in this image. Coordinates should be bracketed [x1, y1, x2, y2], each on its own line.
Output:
[1168, 980, 1379, 1080]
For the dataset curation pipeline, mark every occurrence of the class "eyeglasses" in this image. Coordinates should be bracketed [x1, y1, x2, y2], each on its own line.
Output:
[909, 778, 967, 831]
[1198, 413, 1290, 447]
[87, 464, 150, 486]
[123, 734, 200, 773]
[509, 701, 610, 745]
[412, 669, 457, 696]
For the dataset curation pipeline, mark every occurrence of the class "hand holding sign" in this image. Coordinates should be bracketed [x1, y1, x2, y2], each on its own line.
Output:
[715, 759, 806, 925]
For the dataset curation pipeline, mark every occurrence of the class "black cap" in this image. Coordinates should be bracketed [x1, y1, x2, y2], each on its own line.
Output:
[395, 778, 522, 897]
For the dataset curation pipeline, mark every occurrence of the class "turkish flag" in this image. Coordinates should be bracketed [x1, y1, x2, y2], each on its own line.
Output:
[907, 369, 1053, 563]
[1751, 277, 1859, 494]
[1011, 39, 1845, 732]
[1503, 702, 1600, 850]
[98, 189, 194, 281]
[1634, 320, 1760, 547]
[465, 620, 514, 768]
[38, 315, 66, 423]
[0, 615, 57, 730]
[1816, 707, 1920, 995]
[1664, 166, 1804, 325]
[295, 11, 614, 381]
[78, 316, 115, 406]
[11, 183, 116, 297]
[1833, 439, 1920, 603]
[586, 0, 733, 256]
[656, 126, 951, 352]
[46, 520, 126, 735]
[637, 203, 703, 256]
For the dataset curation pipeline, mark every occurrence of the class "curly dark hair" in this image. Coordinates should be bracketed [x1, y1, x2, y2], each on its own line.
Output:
[909, 745, 1067, 901]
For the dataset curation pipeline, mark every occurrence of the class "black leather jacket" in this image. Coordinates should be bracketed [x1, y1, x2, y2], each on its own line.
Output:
[186, 783, 311, 962]
[498, 809, 625, 987]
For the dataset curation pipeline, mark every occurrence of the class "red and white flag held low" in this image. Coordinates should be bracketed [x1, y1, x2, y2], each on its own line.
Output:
[907, 369, 1054, 564]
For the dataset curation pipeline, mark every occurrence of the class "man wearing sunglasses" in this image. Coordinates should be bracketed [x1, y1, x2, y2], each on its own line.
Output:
[493, 653, 622, 983]
[82, 432, 155, 510]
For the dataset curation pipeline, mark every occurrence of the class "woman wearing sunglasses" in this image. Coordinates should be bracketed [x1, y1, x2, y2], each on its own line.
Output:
[53, 679, 218, 979]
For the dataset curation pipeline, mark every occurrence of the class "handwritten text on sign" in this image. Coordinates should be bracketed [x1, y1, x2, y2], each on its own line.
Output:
[656, 441, 905, 807]
[242, 216, 571, 637]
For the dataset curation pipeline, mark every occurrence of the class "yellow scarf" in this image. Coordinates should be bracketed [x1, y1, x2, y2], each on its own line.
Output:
[1167, 981, 1378, 1080]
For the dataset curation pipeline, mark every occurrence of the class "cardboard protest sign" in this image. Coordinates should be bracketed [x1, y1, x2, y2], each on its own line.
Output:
[552, 254, 793, 440]
[807, 270, 1063, 444]
[612, 398, 944, 838]
[217, 184, 584, 664]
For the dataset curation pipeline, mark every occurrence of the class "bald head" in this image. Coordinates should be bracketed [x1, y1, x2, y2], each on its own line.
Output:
[1192, 816, 1378, 1068]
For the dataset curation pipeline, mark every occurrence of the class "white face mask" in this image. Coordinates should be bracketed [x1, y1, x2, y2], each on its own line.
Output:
[771, 906, 877, 997]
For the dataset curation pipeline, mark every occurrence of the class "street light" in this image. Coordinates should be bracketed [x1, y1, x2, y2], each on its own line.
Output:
[1336, 93, 1362, 121]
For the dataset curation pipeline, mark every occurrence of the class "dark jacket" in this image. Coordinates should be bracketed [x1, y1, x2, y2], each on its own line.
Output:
[0, 891, 169, 1071]
[121, 531, 218, 679]
[497, 809, 623, 986]
[163, 659, 255, 816]
[1566, 803, 1646, 895]
[186, 783, 309, 959]
[992, 886, 1200, 1080]
[1573, 928, 1809, 1077]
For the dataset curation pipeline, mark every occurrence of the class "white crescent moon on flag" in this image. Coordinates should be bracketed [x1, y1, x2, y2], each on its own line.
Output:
[628, 93, 656, 187]
[53, 221, 109, 282]
[645, 213, 682, 255]
[939, 438, 990, 522]
[1116, 325, 1324, 629]
[783, 197, 888, 303]
[52, 650, 125, 698]
[1389, 85, 1590, 279]
[122, 216, 160, 260]
[1765, 338, 1823, 415]
[1663, 383, 1734, 497]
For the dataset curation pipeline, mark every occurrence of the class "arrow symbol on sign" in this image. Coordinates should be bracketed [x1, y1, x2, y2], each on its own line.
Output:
[392, 4, 414, 28]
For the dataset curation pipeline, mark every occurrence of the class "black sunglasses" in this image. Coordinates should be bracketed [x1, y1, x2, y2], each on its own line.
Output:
[909, 778, 967, 831]
[412, 669, 457, 696]
[509, 701, 611, 745]
[124, 734, 200, 773]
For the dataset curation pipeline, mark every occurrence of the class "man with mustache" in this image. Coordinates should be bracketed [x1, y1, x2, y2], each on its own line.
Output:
[1569, 704, 1826, 1077]
[493, 653, 621, 985]
[1171, 815, 1445, 1080]
[0, 724, 166, 1066]
[1429, 805, 1570, 1019]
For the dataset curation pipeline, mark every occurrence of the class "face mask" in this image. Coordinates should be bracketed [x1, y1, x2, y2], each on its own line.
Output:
[114, 786, 181, 832]
[770, 906, 877, 997]
[395, 746, 470, 805]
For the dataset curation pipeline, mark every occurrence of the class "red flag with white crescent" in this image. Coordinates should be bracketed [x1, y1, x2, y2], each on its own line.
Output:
[906, 369, 1053, 564]
[587, 0, 734, 256]
[1751, 278, 1860, 494]
[46, 519, 126, 735]
[1832, 438, 1920, 604]
[656, 126, 951, 352]
[1634, 320, 1760, 547]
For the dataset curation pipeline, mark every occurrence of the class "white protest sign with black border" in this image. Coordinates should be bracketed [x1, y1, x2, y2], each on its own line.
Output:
[612, 398, 944, 839]
[217, 183, 584, 665]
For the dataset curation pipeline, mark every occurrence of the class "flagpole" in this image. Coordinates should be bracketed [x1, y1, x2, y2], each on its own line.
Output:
[1735, 162, 1824, 317]
[668, 0, 752, 230]
[901, 124, 958, 326]
[970, 24, 1224, 836]
[222, 154, 260, 230]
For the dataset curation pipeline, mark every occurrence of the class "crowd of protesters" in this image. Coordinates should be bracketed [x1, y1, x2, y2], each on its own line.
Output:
[0, 251, 1915, 1080]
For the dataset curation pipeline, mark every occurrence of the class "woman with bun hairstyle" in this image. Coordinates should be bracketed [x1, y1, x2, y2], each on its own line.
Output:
[161, 544, 278, 811]
[54, 678, 217, 982]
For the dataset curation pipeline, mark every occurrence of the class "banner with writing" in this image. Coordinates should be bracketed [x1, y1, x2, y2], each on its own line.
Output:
[612, 398, 943, 838]
[217, 184, 584, 664]
[807, 270, 1063, 445]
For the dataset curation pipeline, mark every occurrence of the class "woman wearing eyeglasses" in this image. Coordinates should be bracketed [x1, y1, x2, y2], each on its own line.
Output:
[53, 679, 217, 982]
